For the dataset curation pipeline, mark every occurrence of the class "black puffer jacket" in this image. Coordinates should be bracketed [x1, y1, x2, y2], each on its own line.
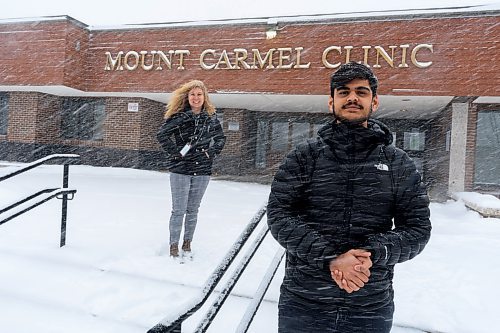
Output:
[157, 109, 226, 175]
[267, 119, 431, 311]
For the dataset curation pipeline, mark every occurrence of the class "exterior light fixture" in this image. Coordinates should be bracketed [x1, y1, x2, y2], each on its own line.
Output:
[266, 18, 278, 39]
[266, 27, 277, 39]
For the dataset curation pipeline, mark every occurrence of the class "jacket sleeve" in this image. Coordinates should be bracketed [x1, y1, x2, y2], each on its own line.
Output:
[209, 118, 226, 157]
[364, 152, 431, 267]
[156, 114, 186, 155]
[267, 146, 338, 271]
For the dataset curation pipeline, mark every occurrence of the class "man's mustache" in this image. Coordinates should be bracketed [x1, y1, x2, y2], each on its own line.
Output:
[342, 102, 363, 110]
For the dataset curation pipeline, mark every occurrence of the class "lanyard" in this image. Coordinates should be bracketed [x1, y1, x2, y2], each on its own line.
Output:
[190, 114, 207, 146]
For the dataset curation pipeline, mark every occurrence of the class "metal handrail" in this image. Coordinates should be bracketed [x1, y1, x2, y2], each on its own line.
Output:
[0, 188, 77, 225]
[0, 154, 80, 247]
[0, 154, 79, 182]
[0, 188, 59, 214]
[235, 247, 285, 333]
[194, 224, 271, 333]
[148, 203, 284, 333]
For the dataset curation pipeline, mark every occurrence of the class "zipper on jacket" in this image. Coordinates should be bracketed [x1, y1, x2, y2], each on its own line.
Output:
[343, 131, 355, 231]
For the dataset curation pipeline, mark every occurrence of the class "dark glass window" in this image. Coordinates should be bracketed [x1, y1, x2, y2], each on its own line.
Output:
[61, 98, 106, 140]
[0, 93, 8, 135]
[271, 122, 289, 152]
[403, 129, 425, 151]
[291, 122, 310, 147]
[474, 110, 500, 186]
[256, 120, 268, 168]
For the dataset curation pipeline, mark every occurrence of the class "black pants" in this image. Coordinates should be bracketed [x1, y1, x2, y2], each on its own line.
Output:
[278, 293, 394, 333]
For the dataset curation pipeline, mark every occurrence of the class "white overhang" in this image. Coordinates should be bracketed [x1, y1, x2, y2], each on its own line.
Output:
[0, 84, 466, 120]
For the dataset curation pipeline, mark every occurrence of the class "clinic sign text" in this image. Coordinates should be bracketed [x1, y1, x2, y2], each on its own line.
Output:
[104, 44, 434, 72]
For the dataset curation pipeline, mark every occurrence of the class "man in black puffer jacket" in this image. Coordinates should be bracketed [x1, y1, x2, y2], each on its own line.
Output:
[267, 62, 431, 333]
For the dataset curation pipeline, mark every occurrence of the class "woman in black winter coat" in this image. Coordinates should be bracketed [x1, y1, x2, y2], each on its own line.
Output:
[157, 80, 225, 258]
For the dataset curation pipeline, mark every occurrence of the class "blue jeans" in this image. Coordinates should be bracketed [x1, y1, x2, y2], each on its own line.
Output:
[169, 173, 210, 245]
[278, 293, 394, 333]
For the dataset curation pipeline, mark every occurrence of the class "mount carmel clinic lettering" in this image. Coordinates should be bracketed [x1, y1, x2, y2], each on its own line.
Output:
[104, 44, 434, 71]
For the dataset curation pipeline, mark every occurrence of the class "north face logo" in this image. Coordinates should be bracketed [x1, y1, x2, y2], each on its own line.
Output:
[374, 163, 389, 171]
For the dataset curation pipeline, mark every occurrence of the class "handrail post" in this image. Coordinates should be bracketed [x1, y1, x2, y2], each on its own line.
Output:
[60, 164, 70, 247]
[0, 154, 79, 246]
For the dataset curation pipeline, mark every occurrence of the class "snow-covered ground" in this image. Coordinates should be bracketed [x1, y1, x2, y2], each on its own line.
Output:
[0, 161, 499, 333]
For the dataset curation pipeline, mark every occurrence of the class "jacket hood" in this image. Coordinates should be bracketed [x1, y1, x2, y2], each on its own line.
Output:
[317, 118, 393, 160]
[367, 119, 393, 145]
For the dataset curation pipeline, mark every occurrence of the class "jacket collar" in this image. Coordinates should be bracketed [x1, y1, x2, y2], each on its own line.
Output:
[318, 118, 393, 160]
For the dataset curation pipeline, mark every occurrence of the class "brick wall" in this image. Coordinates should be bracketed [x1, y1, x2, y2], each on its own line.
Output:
[104, 97, 142, 150]
[83, 16, 500, 97]
[139, 98, 165, 151]
[0, 20, 71, 86]
[212, 108, 246, 175]
[63, 20, 90, 90]
[8, 92, 39, 142]
[465, 100, 478, 192]
[1, 15, 499, 96]
[36, 94, 61, 144]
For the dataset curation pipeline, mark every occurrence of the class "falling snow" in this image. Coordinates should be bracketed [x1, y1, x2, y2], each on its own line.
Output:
[0, 163, 499, 332]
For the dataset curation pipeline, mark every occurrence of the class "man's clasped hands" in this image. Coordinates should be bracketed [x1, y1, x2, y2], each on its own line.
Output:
[329, 249, 373, 293]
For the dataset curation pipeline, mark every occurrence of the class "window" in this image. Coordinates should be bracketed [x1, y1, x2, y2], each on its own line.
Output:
[256, 120, 268, 168]
[0, 93, 8, 135]
[474, 111, 500, 185]
[291, 122, 310, 147]
[313, 123, 323, 136]
[61, 98, 106, 140]
[271, 122, 289, 152]
[404, 129, 425, 151]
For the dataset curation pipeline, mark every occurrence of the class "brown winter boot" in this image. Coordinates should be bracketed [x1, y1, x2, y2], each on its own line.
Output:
[170, 243, 179, 257]
[182, 240, 191, 252]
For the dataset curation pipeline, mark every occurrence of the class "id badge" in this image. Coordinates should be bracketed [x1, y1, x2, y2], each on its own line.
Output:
[180, 143, 191, 157]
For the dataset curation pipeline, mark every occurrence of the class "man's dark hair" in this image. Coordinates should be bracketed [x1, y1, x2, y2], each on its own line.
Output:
[330, 62, 379, 97]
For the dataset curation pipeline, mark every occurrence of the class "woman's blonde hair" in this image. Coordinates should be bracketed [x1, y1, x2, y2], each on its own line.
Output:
[164, 80, 216, 119]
